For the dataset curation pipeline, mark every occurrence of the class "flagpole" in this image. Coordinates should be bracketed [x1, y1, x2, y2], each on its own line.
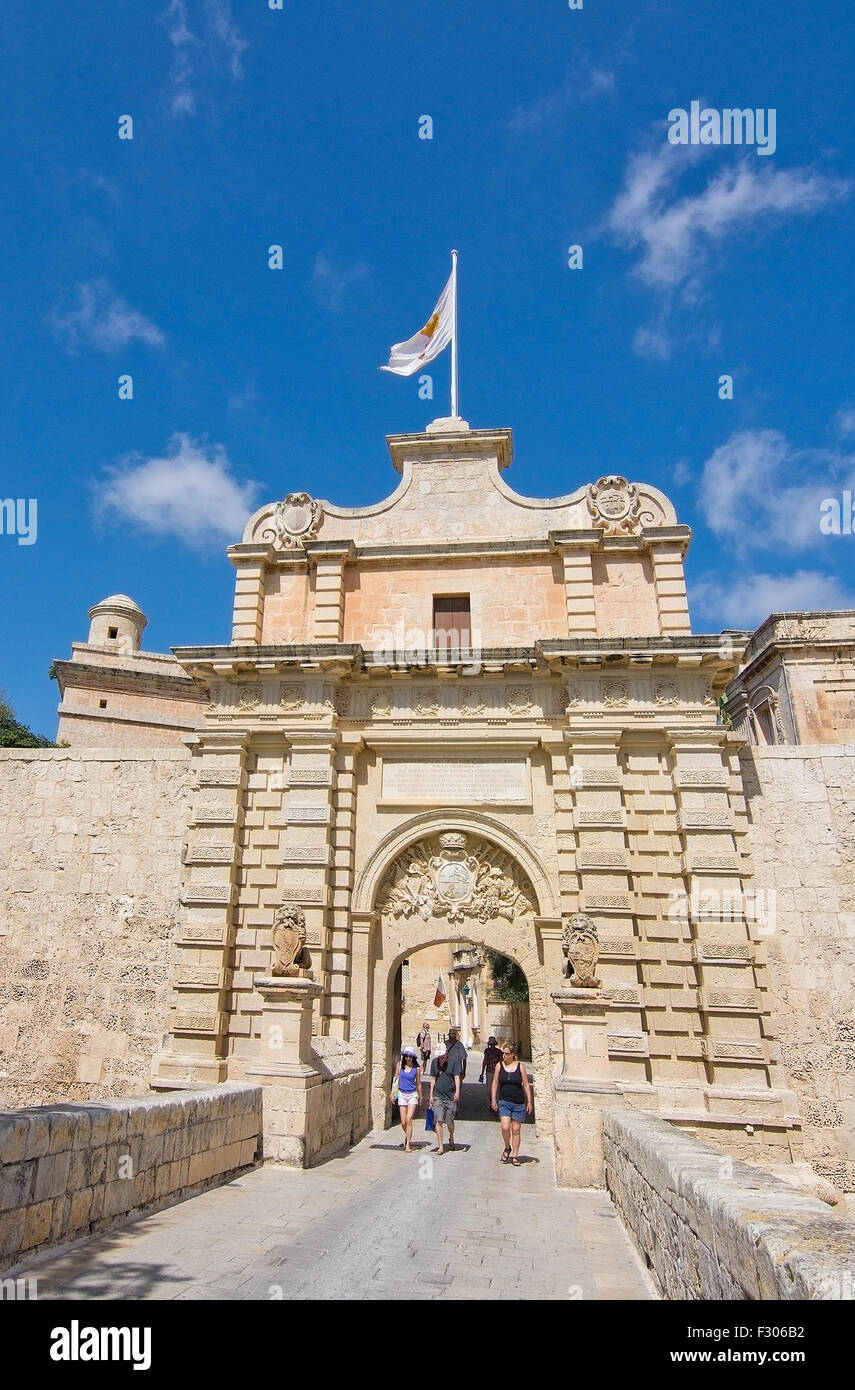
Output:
[450, 249, 460, 418]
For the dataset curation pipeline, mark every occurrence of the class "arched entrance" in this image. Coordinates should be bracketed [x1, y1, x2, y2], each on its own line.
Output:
[355, 820, 556, 1134]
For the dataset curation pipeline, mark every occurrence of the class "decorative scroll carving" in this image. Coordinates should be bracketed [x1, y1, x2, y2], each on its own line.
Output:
[370, 691, 392, 716]
[414, 689, 439, 717]
[674, 769, 728, 788]
[602, 680, 629, 707]
[508, 686, 533, 714]
[261, 492, 323, 550]
[238, 685, 261, 711]
[654, 681, 679, 705]
[460, 689, 485, 715]
[561, 913, 602, 988]
[377, 831, 535, 926]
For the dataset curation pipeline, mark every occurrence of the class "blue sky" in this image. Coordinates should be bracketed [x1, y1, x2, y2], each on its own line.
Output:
[2, 0, 854, 736]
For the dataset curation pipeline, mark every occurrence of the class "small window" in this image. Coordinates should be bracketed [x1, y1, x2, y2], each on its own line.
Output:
[433, 596, 471, 655]
[99, 699, 108, 709]
[107, 626, 119, 640]
[401, 959, 410, 983]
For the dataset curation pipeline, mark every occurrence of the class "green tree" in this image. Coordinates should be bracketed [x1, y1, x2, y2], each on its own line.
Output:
[485, 948, 529, 1003]
[0, 691, 54, 748]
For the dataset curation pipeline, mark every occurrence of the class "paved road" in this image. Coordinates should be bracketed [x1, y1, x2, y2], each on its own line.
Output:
[18, 1067, 655, 1301]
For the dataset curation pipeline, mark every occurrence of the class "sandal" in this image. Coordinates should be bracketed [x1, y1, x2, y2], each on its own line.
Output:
[511, 1156, 521, 1167]
[500, 1146, 511, 1163]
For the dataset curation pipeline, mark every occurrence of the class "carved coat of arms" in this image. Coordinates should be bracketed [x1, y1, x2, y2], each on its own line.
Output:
[561, 913, 601, 988]
[263, 493, 323, 550]
[271, 904, 312, 977]
[377, 832, 535, 925]
[587, 476, 642, 537]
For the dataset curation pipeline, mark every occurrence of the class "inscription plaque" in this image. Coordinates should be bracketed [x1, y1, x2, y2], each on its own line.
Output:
[381, 758, 529, 804]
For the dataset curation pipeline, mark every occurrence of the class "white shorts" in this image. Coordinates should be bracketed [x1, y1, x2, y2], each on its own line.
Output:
[398, 1093, 419, 1110]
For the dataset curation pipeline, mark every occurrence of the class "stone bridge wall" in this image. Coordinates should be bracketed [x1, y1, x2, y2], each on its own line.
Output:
[0, 747, 191, 1108]
[0, 1084, 262, 1273]
[604, 1107, 855, 1299]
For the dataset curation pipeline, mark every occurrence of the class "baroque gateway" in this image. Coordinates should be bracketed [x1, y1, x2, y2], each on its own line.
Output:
[5, 417, 855, 1197]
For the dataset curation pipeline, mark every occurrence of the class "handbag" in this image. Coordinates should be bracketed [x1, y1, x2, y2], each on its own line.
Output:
[425, 1106, 435, 1132]
[391, 1077, 399, 1102]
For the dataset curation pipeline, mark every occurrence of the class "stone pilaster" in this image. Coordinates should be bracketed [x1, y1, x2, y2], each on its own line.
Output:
[647, 535, 691, 636]
[666, 729, 773, 1095]
[566, 729, 648, 1082]
[151, 731, 249, 1089]
[278, 733, 340, 1035]
[328, 735, 364, 1038]
[308, 541, 354, 642]
[228, 545, 269, 644]
[551, 533, 599, 636]
[540, 735, 577, 913]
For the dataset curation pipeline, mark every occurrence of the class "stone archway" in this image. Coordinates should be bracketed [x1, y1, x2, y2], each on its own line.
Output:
[366, 826, 554, 1133]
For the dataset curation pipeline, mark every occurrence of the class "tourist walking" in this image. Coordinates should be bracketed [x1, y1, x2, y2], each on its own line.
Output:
[445, 1026, 467, 1078]
[479, 1036, 502, 1093]
[428, 1042, 463, 1155]
[416, 1021, 432, 1074]
[444, 1026, 467, 1115]
[491, 1041, 533, 1166]
[392, 1045, 422, 1152]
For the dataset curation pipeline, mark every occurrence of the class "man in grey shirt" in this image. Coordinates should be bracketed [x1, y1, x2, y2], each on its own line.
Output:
[429, 1043, 463, 1155]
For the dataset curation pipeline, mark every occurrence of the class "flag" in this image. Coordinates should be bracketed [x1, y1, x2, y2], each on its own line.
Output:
[380, 272, 454, 376]
[433, 974, 447, 1008]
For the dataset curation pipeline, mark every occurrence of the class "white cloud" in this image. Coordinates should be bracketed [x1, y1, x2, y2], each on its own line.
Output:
[632, 323, 671, 361]
[508, 59, 616, 134]
[608, 146, 848, 290]
[49, 279, 165, 353]
[833, 403, 855, 438]
[312, 253, 369, 311]
[98, 434, 260, 546]
[162, 0, 247, 118]
[696, 428, 855, 550]
[692, 569, 855, 628]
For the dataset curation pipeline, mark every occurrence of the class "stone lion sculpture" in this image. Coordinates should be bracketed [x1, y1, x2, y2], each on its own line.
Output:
[561, 913, 601, 988]
[271, 904, 312, 978]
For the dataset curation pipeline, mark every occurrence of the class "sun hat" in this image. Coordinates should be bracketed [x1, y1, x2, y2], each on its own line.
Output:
[434, 1042, 447, 1057]
[401, 1045, 419, 1058]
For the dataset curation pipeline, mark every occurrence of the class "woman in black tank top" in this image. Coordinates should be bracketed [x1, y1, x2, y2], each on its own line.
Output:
[490, 1041, 533, 1167]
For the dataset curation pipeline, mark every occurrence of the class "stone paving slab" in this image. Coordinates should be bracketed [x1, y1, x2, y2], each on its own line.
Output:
[15, 1078, 655, 1301]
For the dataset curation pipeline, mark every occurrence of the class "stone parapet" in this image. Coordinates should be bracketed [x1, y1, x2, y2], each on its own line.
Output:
[603, 1106, 855, 1299]
[0, 1084, 262, 1273]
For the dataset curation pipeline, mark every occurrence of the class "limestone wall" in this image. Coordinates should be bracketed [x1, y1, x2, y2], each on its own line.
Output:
[603, 1107, 855, 1299]
[0, 747, 191, 1108]
[740, 746, 855, 1191]
[0, 1084, 261, 1272]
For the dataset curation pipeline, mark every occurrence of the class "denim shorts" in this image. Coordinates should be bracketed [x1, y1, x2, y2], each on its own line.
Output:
[498, 1099, 526, 1122]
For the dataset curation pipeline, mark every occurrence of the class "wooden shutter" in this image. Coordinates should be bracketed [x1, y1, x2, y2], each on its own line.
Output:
[433, 596, 471, 654]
